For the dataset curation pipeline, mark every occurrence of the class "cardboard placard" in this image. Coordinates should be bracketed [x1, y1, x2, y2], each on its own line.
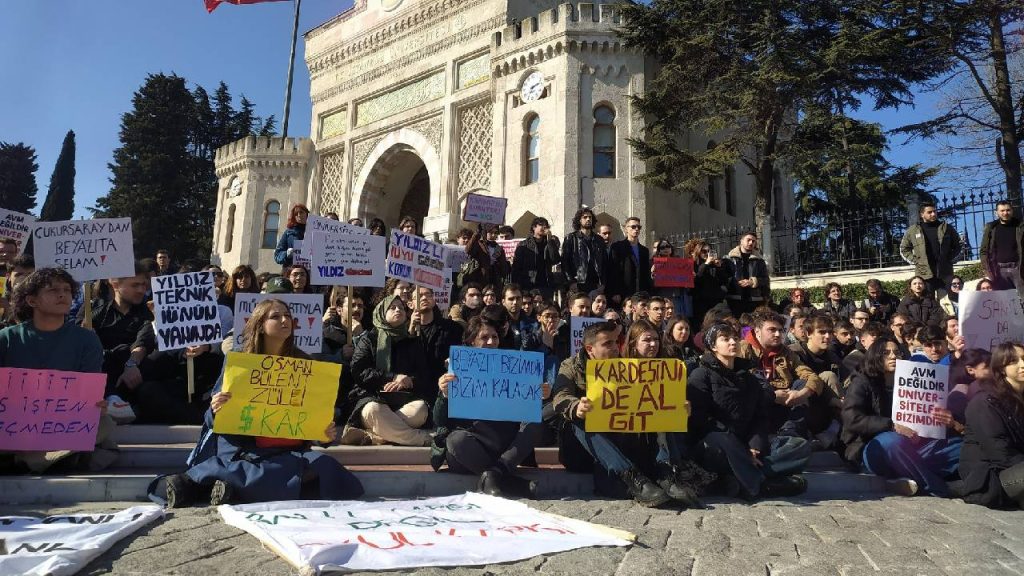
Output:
[435, 276, 453, 313]
[32, 218, 135, 282]
[213, 352, 341, 441]
[462, 193, 508, 225]
[959, 289, 1024, 351]
[570, 316, 603, 357]
[447, 346, 544, 423]
[151, 272, 222, 351]
[233, 294, 324, 354]
[0, 368, 105, 451]
[892, 360, 948, 440]
[291, 240, 311, 269]
[386, 230, 450, 291]
[585, 359, 687, 433]
[309, 231, 387, 287]
[305, 215, 369, 236]
[653, 257, 695, 288]
[0, 208, 36, 256]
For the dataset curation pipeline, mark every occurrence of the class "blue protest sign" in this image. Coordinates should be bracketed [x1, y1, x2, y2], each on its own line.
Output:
[447, 346, 545, 423]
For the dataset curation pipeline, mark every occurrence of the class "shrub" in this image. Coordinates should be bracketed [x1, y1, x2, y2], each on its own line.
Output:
[770, 262, 985, 303]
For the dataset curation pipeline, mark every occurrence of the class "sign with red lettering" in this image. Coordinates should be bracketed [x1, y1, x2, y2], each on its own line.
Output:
[584, 359, 687, 433]
[386, 230, 450, 291]
[892, 360, 948, 440]
[652, 257, 694, 288]
[309, 231, 386, 287]
[497, 238, 523, 262]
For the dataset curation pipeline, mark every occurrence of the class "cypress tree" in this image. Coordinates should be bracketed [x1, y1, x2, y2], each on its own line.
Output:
[40, 130, 77, 221]
[0, 142, 38, 214]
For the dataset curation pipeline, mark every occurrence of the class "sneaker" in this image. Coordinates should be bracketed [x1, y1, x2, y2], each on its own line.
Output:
[209, 480, 236, 506]
[620, 468, 672, 508]
[339, 425, 372, 446]
[166, 473, 198, 508]
[655, 463, 704, 508]
[106, 395, 136, 424]
[761, 474, 808, 498]
[673, 459, 717, 494]
[499, 473, 538, 499]
[478, 470, 504, 497]
[885, 478, 919, 497]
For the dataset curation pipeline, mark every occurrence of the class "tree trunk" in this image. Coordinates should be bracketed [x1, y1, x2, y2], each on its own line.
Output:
[989, 11, 1023, 208]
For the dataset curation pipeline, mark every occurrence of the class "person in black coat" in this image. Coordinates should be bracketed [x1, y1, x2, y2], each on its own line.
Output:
[346, 296, 433, 446]
[820, 282, 857, 320]
[688, 323, 810, 499]
[606, 217, 653, 306]
[561, 207, 607, 294]
[511, 217, 562, 300]
[956, 342, 1024, 508]
[896, 276, 945, 327]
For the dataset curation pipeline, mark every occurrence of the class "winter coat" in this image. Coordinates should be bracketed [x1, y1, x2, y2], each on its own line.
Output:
[606, 240, 653, 303]
[346, 327, 433, 426]
[840, 371, 893, 463]
[274, 225, 305, 267]
[687, 353, 773, 453]
[511, 235, 561, 292]
[979, 218, 1024, 285]
[459, 230, 510, 287]
[722, 247, 770, 305]
[896, 294, 945, 326]
[790, 341, 842, 377]
[857, 291, 901, 324]
[561, 230, 608, 289]
[899, 221, 962, 282]
[820, 299, 857, 321]
[691, 261, 729, 320]
[738, 334, 823, 394]
[958, 390, 1024, 507]
[417, 312, 464, 389]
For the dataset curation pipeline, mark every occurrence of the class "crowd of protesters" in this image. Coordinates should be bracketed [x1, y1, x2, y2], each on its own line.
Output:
[2, 199, 1024, 513]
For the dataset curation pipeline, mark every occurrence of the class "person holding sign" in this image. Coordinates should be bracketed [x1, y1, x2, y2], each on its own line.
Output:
[841, 337, 962, 497]
[957, 342, 1024, 508]
[688, 323, 811, 500]
[0, 268, 117, 473]
[433, 316, 549, 498]
[167, 299, 362, 507]
[273, 204, 308, 269]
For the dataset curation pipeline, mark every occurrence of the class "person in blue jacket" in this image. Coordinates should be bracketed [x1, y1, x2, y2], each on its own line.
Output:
[165, 298, 363, 507]
[274, 203, 309, 268]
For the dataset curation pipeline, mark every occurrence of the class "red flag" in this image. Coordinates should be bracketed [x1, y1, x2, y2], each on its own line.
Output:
[205, 0, 291, 13]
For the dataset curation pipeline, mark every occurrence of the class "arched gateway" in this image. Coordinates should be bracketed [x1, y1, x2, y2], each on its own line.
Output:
[351, 128, 442, 233]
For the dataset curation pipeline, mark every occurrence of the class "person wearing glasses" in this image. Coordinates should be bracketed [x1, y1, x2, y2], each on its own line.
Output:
[841, 337, 962, 496]
[938, 276, 963, 318]
[979, 200, 1023, 291]
[607, 217, 653, 307]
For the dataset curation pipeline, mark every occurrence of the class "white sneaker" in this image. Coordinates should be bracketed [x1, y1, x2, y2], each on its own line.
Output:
[885, 478, 919, 496]
[106, 395, 136, 424]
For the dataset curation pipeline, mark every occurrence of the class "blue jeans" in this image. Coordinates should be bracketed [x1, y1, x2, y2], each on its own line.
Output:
[862, 431, 962, 496]
[570, 425, 636, 474]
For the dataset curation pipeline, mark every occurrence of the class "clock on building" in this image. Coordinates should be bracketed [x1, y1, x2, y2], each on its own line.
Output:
[520, 71, 544, 102]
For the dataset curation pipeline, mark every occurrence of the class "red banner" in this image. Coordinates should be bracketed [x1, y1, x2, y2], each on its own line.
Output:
[653, 257, 694, 288]
[205, 0, 290, 13]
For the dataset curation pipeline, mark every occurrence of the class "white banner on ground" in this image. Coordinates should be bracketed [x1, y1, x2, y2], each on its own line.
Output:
[309, 230, 386, 287]
[151, 272, 222, 351]
[218, 493, 632, 574]
[0, 505, 162, 576]
[570, 316, 603, 357]
[958, 289, 1024, 351]
[32, 218, 135, 282]
[0, 207, 36, 256]
[233, 293, 324, 354]
[892, 360, 949, 440]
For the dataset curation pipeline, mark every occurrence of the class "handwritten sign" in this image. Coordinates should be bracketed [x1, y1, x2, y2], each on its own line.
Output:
[306, 215, 369, 237]
[151, 272, 222, 351]
[435, 277, 453, 313]
[570, 316, 603, 357]
[892, 360, 948, 440]
[310, 231, 386, 287]
[497, 238, 523, 262]
[585, 359, 687, 433]
[291, 240, 311, 268]
[447, 346, 544, 423]
[462, 193, 508, 225]
[447, 246, 470, 271]
[386, 230, 450, 291]
[959, 289, 1024, 351]
[0, 208, 36, 256]
[214, 352, 340, 441]
[32, 218, 135, 282]
[653, 257, 695, 288]
[0, 368, 105, 451]
[233, 294, 323, 354]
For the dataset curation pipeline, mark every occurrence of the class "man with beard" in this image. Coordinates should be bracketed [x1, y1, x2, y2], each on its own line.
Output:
[900, 201, 962, 294]
[512, 217, 561, 300]
[980, 200, 1024, 291]
[561, 207, 607, 295]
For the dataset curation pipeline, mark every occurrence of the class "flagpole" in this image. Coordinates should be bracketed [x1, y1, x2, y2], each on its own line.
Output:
[281, 0, 302, 141]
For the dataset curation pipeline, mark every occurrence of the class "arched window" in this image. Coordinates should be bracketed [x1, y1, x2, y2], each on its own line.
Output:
[262, 200, 280, 249]
[725, 167, 736, 216]
[225, 204, 236, 252]
[524, 115, 540, 184]
[706, 141, 719, 210]
[593, 105, 615, 178]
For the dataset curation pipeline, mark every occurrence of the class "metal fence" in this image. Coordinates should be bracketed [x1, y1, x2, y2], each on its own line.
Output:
[657, 187, 1008, 277]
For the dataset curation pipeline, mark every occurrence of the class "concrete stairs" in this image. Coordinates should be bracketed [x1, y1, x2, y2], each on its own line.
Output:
[0, 426, 888, 504]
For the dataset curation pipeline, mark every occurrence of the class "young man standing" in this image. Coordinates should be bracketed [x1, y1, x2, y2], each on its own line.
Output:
[900, 201, 963, 293]
[607, 217, 652, 306]
[561, 207, 607, 295]
[512, 216, 561, 300]
[723, 232, 770, 315]
[980, 200, 1024, 291]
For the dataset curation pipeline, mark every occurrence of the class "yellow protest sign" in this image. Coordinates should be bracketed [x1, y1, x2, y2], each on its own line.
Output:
[585, 358, 687, 433]
[213, 352, 341, 442]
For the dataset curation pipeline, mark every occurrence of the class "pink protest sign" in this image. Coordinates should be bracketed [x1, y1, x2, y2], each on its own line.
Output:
[653, 257, 695, 288]
[497, 238, 523, 262]
[0, 368, 105, 451]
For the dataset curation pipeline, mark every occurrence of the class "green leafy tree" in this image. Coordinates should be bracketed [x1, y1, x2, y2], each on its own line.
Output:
[0, 142, 38, 214]
[40, 130, 77, 221]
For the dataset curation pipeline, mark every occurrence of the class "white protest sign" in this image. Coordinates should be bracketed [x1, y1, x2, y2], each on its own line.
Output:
[218, 493, 632, 573]
[0, 505, 162, 576]
[306, 215, 368, 237]
[446, 245, 470, 271]
[386, 230, 449, 290]
[892, 360, 949, 440]
[291, 239, 311, 268]
[309, 230, 386, 287]
[959, 289, 1024, 351]
[0, 208, 36, 256]
[435, 276, 453, 313]
[32, 218, 135, 282]
[462, 192, 508, 225]
[233, 293, 323, 354]
[570, 316, 603, 357]
[151, 272, 222, 351]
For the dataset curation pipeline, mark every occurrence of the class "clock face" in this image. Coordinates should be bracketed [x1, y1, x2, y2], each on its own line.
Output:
[520, 72, 544, 102]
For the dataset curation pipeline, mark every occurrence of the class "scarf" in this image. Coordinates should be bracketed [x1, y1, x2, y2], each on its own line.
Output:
[372, 295, 412, 373]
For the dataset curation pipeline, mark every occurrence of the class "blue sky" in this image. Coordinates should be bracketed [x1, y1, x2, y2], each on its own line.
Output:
[0, 0, 960, 220]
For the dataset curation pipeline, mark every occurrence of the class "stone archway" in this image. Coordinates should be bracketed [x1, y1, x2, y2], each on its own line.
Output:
[351, 128, 442, 230]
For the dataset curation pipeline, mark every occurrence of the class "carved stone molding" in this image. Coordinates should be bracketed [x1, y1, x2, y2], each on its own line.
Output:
[318, 145, 347, 215]
[456, 100, 492, 194]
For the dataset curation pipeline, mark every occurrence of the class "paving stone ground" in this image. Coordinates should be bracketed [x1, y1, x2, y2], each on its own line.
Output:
[9, 494, 1024, 575]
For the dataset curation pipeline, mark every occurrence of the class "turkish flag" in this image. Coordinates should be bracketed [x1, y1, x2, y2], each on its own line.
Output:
[205, 0, 291, 13]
